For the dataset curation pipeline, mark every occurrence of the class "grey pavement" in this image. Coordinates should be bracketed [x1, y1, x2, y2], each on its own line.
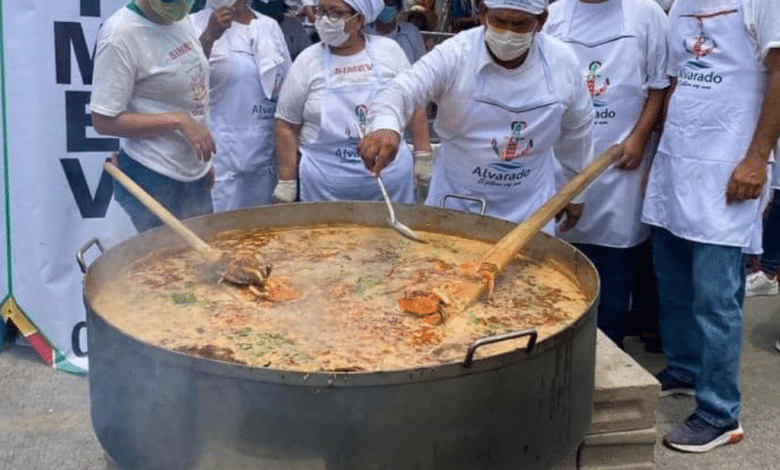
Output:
[0, 295, 778, 470]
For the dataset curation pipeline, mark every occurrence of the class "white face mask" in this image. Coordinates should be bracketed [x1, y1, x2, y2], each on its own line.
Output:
[484, 23, 534, 62]
[315, 15, 352, 47]
[208, 0, 236, 8]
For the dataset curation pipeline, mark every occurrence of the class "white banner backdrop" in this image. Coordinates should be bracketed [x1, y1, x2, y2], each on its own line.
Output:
[2, 0, 137, 372]
[0, 61, 9, 329]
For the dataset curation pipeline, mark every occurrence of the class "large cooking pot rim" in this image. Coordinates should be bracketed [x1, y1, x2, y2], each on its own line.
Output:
[83, 202, 599, 387]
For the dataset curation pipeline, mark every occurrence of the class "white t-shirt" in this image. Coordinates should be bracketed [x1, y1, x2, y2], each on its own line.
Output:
[365, 22, 428, 63]
[190, 7, 290, 120]
[545, 0, 671, 91]
[274, 35, 411, 145]
[653, 0, 675, 12]
[369, 28, 594, 199]
[566, 0, 623, 42]
[667, 0, 780, 69]
[90, 6, 211, 182]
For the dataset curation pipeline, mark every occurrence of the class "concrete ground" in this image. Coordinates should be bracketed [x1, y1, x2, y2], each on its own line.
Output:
[0, 295, 778, 470]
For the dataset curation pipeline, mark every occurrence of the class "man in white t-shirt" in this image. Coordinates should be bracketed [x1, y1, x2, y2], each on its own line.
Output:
[365, 0, 428, 63]
[543, 0, 669, 349]
[359, 0, 594, 227]
[91, 0, 221, 231]
[641, 0, 780, 453]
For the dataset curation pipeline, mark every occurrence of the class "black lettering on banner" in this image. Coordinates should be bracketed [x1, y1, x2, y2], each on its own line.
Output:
[71, 321, 88, 357]
[66, 91, 118, 152]
[54, 22, 95, 85]
[81, 0, 101, 17]
[60, 157, 114, 219]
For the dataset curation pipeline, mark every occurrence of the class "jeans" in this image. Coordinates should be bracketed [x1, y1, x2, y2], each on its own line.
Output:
[113, 150, 214, 233]
[652, 227, 744, 426]
[574, 243, 636, 344]
[631, 238, 660, 337]
[761, 189, 780, 274]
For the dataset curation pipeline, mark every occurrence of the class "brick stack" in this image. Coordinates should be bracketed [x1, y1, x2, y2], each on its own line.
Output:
[556, 330, 660, 470]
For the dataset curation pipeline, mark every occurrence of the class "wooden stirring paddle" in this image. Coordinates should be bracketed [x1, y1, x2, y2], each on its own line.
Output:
[400, 143, 625, 322]
[102, 162, 273, 297]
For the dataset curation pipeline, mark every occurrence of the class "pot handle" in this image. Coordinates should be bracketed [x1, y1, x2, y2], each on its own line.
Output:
[441, 194, 487, 215]
[463, 329, 537, 368]
[77, 238, 105, 274]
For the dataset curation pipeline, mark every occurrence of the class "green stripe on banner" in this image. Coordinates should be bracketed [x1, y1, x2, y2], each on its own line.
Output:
[55, 350, 88, 375]
[0, 0, 12, 296]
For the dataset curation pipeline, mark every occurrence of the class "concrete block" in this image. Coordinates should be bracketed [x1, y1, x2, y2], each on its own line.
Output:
[578, 427, 657, 470]
[591, 331, 660, 434]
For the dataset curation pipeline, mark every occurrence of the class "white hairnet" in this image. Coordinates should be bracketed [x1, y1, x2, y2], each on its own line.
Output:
[342, 0, 385, 23]
[482, 0, 547, 14]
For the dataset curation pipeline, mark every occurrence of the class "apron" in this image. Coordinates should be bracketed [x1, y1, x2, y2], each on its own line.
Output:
[553, 0, 651, 248]
[424, 34, 564, 225]
[299, 38, 414, 202]
[643, 0, 767, 246]
[208, 20, 284, 210]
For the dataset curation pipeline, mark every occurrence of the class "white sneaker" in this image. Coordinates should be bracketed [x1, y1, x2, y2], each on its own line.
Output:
[775, 338, 780, 353]
[745, 271, 779, 297]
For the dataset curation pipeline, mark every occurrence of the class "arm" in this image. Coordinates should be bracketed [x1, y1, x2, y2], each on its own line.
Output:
[408, 107, 433, 194]
[554, 58, 596, 231]
[199, 7, 234, 58]
[274, 118, 301, 181]
[92, 111, 216, 162]
[359, 39, 457, 174]
[616, 87, 667, 170]
[408, 108, 432, 154]
[618, 5, 670, 170]
[272, 118, 301, 202]
[727, 48, 780, 203]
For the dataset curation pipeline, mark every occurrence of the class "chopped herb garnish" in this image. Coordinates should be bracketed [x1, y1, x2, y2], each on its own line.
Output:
[171, 292, 197, 304]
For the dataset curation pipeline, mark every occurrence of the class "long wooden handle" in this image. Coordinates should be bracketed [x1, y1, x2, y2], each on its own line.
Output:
[103, 162, 220, 261]
[448, 143, 625, 314]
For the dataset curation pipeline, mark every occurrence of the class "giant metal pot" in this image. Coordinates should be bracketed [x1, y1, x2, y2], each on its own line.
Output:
[81, 202, 599, 470]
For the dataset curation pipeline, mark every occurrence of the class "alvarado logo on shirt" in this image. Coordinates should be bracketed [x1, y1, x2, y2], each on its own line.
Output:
[679, 34, 723, 87]
[586, 60, 610, 98]
[336, 104, 368, 163]
[475, 121, 534, 187]
[490, 121, 533, 161]
[345, 104, 369, 139]
[586, 60, 615, 124]
[678, 9, 735, 88]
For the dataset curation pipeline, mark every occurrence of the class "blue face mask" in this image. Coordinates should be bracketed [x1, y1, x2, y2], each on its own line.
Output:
[377, 6, 398, 23]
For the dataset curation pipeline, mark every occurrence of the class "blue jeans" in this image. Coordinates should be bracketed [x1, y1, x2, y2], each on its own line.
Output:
[631, 238, 660, 336]
[760, 189, 780, 274]
[652, 227, 744, 426]
[113, 150, 213, 233]
[574, 243, 636, 344]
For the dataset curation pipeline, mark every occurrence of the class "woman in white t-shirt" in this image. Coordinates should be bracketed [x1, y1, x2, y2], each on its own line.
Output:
[273, 0, 430, 203]
[91, 0, 225, 232]
[191, 0, 292, 211]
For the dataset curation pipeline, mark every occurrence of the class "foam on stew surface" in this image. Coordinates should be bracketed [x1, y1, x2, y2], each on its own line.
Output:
[93, 225, 589, 372]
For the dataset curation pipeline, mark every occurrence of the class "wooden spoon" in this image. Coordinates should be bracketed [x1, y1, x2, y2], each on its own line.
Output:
[400, 143, 625, 321]
[103, 162, 272, 296]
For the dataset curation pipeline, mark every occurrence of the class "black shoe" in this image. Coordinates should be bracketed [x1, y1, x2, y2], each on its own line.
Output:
[663, 414, 743, 453]
[656, 369, 695, 397]
[639, 331, 662, 353]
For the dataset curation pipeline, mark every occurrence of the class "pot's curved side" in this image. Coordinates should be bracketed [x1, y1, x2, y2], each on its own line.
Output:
[84, 203, 599, 470]
[87, 304, 595, 470]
